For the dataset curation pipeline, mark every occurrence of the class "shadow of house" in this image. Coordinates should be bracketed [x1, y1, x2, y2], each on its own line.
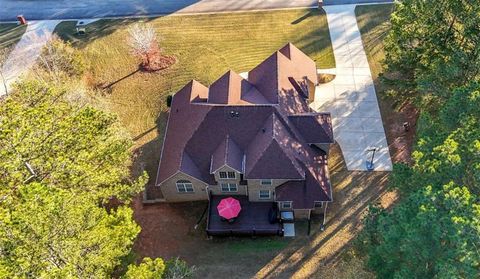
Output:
[132, 111, 169, 201]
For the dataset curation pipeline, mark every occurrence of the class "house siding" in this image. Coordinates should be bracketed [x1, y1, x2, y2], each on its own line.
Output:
[209, 184, 248, 196]
[293, 209, 311, 219]
[160, 172, 208, 202]
[247, 179, 289, 202]
[213, 165, 242, 184]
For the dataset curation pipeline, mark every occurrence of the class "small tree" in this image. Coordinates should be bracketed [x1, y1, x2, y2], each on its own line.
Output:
[127, 23, 162, 71]
[36, 35, 85, 82]
[164, 258, 196, 279]
[123, 257, 166, 279]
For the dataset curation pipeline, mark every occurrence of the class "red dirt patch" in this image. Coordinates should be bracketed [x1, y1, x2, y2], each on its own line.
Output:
[383, 101, 419, 165]
[131, 196, 208, 261]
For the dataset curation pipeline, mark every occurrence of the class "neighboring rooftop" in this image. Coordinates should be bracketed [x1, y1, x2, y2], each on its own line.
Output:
[156, 43, 334, 201]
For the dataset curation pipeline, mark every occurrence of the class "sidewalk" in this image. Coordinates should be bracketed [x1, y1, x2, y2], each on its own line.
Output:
[1, 20, 59, 96]
[312, 4, 392, 171]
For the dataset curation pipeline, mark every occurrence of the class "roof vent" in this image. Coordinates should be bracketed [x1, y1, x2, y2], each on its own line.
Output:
[262, 128, 266, 133]
[230, 111, 240, 118]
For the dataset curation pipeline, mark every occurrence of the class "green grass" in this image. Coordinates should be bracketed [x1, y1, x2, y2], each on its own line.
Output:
[53, 9, 335, 182]
[0, 23, 27, 55]
[224, 238, 289, 253]
[355, 4, 394, 81]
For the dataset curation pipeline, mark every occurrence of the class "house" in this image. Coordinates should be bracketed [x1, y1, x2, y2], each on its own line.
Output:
[152, 43, 334, 236]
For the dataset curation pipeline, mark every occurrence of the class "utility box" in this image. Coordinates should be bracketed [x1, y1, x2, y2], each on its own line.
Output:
[17, 15, 27, 25]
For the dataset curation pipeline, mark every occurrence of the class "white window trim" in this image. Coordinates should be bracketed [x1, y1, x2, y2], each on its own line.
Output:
[259, 190, 271, 200]
[227, 171, 236, 179]
[176, 181, 194, 193]
[221, 183, 238, 192]
[219, 171, 236, 180]
[281, 201, 292, 209]
[260, 179, 272, 186]
[219, 171, 228, 179]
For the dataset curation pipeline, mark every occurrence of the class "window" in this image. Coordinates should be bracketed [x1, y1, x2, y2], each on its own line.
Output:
[176, 180, 194, 193]
[259, 190, 271, 199]
[261, 179, 272, 186]
[314, 201, 323, 208]
[281, 201, 292, 209]
[219, 171, 236, 179]
[221, 183, 237, 192]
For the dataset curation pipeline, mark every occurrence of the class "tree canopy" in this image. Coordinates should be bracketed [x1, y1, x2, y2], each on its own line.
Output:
[0, 80, 146, 277]
[361, 183, 480, 279]
[384, 0, 480, 104]
[360, 1, 480, 277]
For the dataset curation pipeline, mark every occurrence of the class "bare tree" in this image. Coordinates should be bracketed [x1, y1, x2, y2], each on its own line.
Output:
[127, 23, 162, 71]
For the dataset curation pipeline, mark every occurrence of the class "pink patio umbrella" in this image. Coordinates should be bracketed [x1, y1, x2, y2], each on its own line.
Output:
[217, 197, 242, 220]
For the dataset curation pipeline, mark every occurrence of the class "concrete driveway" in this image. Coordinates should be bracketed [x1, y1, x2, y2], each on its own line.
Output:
[312, 4, 393, 171]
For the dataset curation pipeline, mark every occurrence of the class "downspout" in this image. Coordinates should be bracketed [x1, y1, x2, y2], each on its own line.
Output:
[321, 201, 328, 231]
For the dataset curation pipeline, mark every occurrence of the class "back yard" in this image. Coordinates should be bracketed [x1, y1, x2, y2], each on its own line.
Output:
[48, 6, 401, 278]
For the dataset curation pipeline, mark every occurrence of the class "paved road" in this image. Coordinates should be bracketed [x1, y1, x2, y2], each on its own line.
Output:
[0, 0, 318, 21]
[0, 0, 393, 21]
[0, 20, 60, 96]
[312, 4, 393, 171]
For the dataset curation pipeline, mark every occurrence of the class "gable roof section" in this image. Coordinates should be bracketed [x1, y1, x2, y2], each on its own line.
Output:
[155, 80, 211, 185]
[245, 113, 305, 180]
[180, 151, 204, 181]
[248, 51, 288, 104]
[210, 135, 244, 173]
[288, 113, 334, 144]
[278, 42, 317, 84]
[208, 70, 270, 105]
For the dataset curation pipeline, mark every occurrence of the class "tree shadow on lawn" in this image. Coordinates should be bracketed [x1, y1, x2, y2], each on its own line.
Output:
[253, 144, 394, 278]
[291, 10, 314, 25]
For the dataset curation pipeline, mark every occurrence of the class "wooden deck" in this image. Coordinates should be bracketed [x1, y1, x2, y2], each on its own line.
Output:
[207, 195, 283, 236]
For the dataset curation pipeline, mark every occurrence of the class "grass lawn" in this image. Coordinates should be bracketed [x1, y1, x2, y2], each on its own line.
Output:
[53, 8, 335, 184]
[0, 23, 26, 55]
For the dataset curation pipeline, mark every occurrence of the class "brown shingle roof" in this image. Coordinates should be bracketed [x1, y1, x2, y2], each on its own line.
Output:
[210, 135, 244, 173]
[156, 43, 334, 203]
[288, 113, 334, 144]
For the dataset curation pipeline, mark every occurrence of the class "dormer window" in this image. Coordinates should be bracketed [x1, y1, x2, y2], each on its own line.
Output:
[261, 179, 272, 186]
[219, 171, 236, 179]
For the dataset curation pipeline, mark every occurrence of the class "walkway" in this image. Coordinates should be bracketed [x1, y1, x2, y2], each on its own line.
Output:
[311, 4, 392, 171]
[1, 20, 59, 96]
